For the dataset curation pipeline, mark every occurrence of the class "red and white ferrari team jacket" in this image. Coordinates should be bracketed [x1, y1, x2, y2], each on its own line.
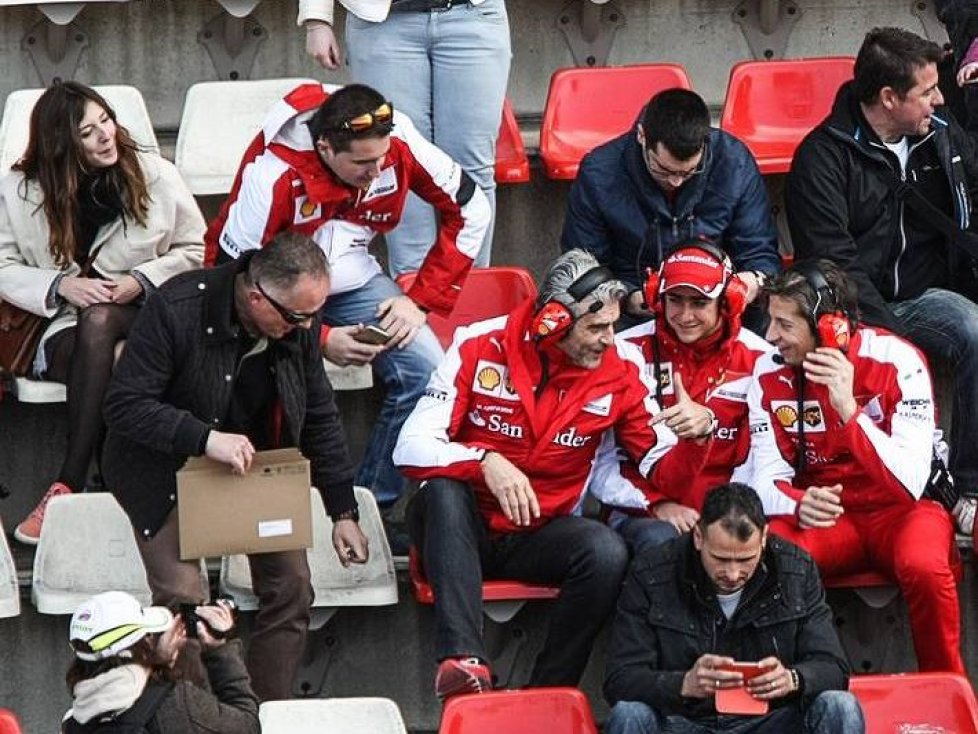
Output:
[204, 82, 490, 317]
[392, 299, 710, 534]
[591, 318, 774, 513]
[746, 327, 936, 516]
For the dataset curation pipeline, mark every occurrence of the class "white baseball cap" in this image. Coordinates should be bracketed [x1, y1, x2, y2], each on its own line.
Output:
[69, 591, 173, 662]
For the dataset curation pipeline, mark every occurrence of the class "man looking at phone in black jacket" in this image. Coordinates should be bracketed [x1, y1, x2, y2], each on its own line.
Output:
[603, 483, 863, 734]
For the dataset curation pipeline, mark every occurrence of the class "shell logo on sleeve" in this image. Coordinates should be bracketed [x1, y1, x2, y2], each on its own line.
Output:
[770, 400, 826, 433]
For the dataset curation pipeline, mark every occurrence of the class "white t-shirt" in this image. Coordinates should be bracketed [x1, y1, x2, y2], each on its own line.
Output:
[883, 136, 910, 173]
[717, 588, 744, 619]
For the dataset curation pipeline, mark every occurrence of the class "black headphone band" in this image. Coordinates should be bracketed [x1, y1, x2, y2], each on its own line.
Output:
[567, 265, 618, 303]
[791, 260, 838, 323]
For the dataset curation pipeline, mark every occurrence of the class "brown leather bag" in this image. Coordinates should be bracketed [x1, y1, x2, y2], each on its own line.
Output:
[0, 300, 47, 376]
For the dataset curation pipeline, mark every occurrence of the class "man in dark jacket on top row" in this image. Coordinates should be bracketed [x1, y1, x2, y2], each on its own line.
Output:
[561, 88, 781, 324]
[603, 483, 864, 734]
[786, 27, 978, 534]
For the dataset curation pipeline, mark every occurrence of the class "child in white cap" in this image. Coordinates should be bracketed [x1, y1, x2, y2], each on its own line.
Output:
[62, 591, 258, 733]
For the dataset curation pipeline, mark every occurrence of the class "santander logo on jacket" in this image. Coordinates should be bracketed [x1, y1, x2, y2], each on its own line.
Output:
[745, 327, 938, 517]
[204, 82, 490, 317]
[393, 299, 710, 533]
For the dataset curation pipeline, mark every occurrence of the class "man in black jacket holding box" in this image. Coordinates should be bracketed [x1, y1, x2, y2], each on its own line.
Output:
[603, 483, 863, 734]
[101, 231, 368, 701]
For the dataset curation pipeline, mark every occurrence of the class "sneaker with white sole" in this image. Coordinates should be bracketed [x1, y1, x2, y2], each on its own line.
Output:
[14, 482, 72, 545]
[435, 657, 492, 701]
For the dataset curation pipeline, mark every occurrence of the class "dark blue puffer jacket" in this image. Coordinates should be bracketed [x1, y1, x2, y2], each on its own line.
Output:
[561, 127, 780, 290]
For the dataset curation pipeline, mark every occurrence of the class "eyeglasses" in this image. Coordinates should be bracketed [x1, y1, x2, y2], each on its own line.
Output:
[336, 102, 394, 133]
[255, 280, 319, 325]
[644, 146, 707, 182]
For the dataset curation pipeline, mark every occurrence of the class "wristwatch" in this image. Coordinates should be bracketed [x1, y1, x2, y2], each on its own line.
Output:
[334, 507, 360, 523]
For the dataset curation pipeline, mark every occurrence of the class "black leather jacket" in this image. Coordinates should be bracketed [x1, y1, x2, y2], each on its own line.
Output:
[604, 534, 849, 717]
[102, 255, 356, 538]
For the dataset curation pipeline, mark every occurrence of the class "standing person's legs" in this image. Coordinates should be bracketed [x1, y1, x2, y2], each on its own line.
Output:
[407, 478, 494, 664]
[430, 0, 512, 267]
[246, 549, 314, 700]
[131, 509, 210, 686]
[493, 516, 629, 686]
[346, 10, 435, 274]
[891, 288, 978, 492]
[862, 502, 964, 673]
[322, 274, 442, 507]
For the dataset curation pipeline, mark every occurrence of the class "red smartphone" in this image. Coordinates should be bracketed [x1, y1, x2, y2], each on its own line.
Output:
[714, 662, 770, 716]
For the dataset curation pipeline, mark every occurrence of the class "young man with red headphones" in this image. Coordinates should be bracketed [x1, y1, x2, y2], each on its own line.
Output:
[591, 238, 774, 554]
[746, 259, 964, 674]
[393, 249, 711, 701]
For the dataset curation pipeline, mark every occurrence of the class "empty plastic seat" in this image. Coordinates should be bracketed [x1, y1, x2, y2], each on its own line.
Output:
[494, 98, 529, 184]
[10, 377, 66, 404]
[439, 688, 598, 734]
[720, 57, 855, 175]
[0, 85, 159, 176]
[0, 709, 23, 734]
[174, 78, 316, 196]
[260, 698, 407, 734]
[0, 518, 20, 618]
[394, 267, 537, 350]
[410, 549, 559, 624]
[31, 493, 151, 614]
[540, 64, 692, 180]
[850, 673, 978, 733]
[220, 486, 397, 613]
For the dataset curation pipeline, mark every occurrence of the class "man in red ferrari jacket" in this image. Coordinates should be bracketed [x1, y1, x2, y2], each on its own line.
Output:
[205, 82, 490, 526]
[590, 239, 774, 554]
[747, 259, 963, 673]
[393, 249, 710, 700]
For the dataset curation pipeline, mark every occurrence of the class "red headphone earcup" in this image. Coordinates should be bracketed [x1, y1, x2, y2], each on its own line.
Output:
[644, 271, 661, 310]
[724, 276, 748, 318]
[532, 301, 575, 341]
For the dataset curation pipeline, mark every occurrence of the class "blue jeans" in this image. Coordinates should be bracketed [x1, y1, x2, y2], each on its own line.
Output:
[322, 274, 442, 505]
[616, 516, 680, 557]
[605, 693, 865, 734]
[407, 478, 629, 685]
[346, 0, 512, 273]
[891, 288, 978, 491]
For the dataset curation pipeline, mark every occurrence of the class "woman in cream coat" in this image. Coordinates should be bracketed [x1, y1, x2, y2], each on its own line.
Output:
[0, 81, 205, 544]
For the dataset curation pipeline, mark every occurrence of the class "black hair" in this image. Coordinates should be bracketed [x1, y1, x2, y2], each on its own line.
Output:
[306, 84, 393, 153]
[763, 258, 858, 331]
[699, 483, 766, 542]
[640, 88, 710, 160]
[853, 27, 943, 105]
[245, 230, 328, 291]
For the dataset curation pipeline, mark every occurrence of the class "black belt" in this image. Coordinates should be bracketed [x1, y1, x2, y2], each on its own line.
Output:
[389, 0, 469, 12]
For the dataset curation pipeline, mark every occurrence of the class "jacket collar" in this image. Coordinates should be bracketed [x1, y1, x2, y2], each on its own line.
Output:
[825, 81, 939, 157]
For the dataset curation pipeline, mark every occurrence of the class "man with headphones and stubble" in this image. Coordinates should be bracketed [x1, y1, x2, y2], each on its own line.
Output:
[745, 259, 964, 675]
[392, 249, 713, 701]
[589, 238, 775, 555]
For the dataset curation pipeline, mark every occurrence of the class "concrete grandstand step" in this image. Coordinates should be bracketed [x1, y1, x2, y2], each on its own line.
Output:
[220, 486, 397, 617]
[259, 698, 407, 734]
[0, 518, 20, 617]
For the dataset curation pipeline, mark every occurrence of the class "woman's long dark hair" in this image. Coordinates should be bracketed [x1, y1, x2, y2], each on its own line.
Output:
[65, 637, 175, 693]
[13, 81, 150, 267]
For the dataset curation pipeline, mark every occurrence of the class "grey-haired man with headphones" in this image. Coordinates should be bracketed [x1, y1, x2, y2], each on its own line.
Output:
[393, 248, 710, 701]
[745, 259, 964, 675]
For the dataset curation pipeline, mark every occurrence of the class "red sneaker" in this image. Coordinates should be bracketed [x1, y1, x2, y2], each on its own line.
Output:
[435, 657, 492, 701]
[14, 482, 72, 545]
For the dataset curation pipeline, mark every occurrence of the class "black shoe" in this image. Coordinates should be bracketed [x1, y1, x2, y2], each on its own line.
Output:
[383, 520, 410, 557]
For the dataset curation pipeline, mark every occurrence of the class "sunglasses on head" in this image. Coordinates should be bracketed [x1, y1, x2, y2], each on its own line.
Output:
[255, 280, 319, 325]
[336, 102, 394, 133]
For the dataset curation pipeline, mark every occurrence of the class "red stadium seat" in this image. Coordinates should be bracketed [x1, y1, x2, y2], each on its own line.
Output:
[540, 64, 693, 180]
[495, 98, 530, 184]
[720, 57, 855, 175]
[395, 267, 537, 350]
[850, 673, 978, 733]
[439, 688, 598, 734]
[409, 549, 559, 607]
[0, 709, 23, 734]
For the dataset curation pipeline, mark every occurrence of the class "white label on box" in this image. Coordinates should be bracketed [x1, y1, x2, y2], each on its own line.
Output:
[257, 519, 294, 538]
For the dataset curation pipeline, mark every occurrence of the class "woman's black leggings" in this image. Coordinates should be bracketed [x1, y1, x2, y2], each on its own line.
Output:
[43, 303, 139, 490]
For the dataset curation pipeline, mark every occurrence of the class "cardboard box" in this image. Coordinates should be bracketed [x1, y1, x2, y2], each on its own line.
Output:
[177, 448, 313, 560]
